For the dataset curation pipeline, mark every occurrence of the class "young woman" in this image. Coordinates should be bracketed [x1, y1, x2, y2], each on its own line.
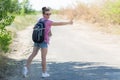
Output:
[23, 7, 73, 78]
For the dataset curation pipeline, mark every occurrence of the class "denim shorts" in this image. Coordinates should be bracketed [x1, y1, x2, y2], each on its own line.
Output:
[34, 42, 48, 48]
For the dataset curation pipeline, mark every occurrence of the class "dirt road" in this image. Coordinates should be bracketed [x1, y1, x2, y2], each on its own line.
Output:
[8, 21, 120, 80]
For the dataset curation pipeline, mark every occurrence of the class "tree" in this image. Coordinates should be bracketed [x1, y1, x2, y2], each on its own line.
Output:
[0, 0, 16, 52]
[20, 0, 35, 15]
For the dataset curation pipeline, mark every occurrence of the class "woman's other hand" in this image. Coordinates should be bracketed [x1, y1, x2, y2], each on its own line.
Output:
[69, 19, 73, 25]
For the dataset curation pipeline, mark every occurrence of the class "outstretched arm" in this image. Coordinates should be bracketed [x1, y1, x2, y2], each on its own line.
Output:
[51, 20, 73, 26]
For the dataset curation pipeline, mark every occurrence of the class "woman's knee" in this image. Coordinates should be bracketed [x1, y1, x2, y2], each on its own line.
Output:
[41, 48, 48, 58]
[41, 48, 48, 54]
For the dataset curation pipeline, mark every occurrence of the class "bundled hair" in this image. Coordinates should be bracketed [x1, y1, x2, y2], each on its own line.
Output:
[42, 7, 51, 14]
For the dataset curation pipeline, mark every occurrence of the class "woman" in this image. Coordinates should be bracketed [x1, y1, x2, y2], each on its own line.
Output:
[23, 7, 73, 78]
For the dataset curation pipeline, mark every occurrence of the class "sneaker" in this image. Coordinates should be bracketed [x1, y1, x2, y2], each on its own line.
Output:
[42, 72, 50, 78]
[22, 66, 28, 77]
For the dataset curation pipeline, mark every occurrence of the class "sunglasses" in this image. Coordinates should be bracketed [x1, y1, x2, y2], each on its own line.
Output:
[44, 13, 51, 16]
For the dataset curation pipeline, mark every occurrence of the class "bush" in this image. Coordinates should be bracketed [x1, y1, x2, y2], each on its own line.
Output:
[59, 0, 120, 25]
[103, 0, 120, 24]
[0, 30, 12, 53]
[0, 0, 15, 53]
[0, 16, 14, 53]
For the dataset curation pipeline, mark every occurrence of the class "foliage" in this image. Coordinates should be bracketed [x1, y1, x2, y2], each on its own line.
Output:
[0, 30, 12, 52]
[103, 0, 120, 24]
[20, 0, 36, 15]
[0, 0, 36, 52]
[0, 0, 37, 79]
[0, 0, 16, 52]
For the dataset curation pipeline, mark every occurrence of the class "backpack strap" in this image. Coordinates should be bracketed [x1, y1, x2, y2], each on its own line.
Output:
[39, 18, 48, 23]
[34, 18, 48, 29]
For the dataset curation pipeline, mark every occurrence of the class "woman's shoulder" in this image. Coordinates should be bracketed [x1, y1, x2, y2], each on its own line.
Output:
[41, 18, 52, 22]
[47, 19, 53, 22]
[46, 20, 53, 26]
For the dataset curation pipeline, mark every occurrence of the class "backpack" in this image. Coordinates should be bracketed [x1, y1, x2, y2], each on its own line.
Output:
[32, 19, 47, 43]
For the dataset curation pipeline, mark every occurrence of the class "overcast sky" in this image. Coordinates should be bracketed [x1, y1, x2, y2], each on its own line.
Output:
[19, 0, 102, 10]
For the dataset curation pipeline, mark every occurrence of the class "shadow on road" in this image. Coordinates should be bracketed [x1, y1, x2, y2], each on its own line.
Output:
[21, 60, 120, 80]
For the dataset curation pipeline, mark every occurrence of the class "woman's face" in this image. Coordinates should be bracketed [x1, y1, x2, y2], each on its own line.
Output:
[43, 11, 51, 19]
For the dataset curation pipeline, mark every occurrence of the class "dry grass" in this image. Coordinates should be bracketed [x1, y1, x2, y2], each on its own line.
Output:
[59, 3, 102, 22]
[59, 1, 120, 34]
[11, 14, 39, 30]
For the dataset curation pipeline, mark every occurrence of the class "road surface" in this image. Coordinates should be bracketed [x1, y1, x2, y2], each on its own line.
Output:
[8, 21, 120, 80]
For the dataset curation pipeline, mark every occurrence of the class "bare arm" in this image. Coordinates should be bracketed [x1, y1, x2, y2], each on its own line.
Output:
[51, 20, 73, 26]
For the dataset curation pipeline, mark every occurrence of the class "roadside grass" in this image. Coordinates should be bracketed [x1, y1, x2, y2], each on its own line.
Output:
[6, 14, 40, 37]
[102, 0, 120, 24]
[59, 0, 120, 34]
[12, 15, 39, 30]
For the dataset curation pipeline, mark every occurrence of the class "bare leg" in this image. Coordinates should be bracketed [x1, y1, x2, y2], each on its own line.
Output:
[41, 48, 48, 73]
[25, 46, 39, 68]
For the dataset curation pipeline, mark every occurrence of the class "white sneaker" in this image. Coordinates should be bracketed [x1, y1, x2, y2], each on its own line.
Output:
[42, 72, 50, 78]
[22, 66, 28, 77]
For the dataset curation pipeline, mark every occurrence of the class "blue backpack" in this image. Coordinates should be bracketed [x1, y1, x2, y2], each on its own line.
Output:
[32, 19, 47, 43]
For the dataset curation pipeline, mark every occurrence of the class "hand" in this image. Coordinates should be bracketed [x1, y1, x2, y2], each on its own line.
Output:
[69, 19, 73, 25]
[48, 31, 52, 37]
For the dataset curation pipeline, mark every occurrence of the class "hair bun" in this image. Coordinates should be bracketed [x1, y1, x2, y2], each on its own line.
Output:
[42, 7, 46, 11]
[42, 6, 51, 14]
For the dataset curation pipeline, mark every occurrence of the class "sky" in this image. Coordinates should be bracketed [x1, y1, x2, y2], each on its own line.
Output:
[19, 0, 101, 11]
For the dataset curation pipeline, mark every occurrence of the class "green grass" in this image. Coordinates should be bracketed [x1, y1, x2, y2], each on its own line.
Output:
[6, 14, 40, 37]
[11, 14, 40, 30]
[102, 0, 120, 24]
